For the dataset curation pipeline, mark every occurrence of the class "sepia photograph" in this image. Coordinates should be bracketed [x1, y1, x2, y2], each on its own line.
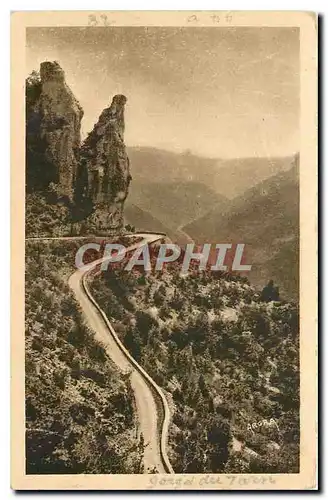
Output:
[11, 11, 317, 490]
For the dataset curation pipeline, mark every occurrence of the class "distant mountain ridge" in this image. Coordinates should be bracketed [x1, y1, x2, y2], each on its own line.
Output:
[127, 146, 296, 199]
[126, 147, 296, 235]
[184, 156, 299, 299]
[124, 203, 177, 239]
[127, 181, 228, 231]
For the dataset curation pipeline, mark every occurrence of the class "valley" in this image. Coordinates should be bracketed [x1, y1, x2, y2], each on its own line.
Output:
[24, 60, 300, 475]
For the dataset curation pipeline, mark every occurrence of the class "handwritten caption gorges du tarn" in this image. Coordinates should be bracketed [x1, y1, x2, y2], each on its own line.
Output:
[147, 475, 276, 490]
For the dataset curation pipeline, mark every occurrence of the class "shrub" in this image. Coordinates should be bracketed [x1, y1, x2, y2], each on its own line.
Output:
[31, 336, 43, 352]
[80, 369, 106, 387]
[53, 369, 67, 390]
[69, 403, 95, 425]
[89, 344, 107, 363]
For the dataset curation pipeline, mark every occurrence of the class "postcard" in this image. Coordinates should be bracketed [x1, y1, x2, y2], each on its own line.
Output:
[11, 10, 318, 490]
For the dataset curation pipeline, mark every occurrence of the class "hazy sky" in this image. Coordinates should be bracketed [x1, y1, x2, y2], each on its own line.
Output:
[26, 27, 299, 158]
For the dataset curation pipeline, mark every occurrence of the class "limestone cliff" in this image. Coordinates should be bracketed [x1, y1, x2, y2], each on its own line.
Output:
[26, 62, 132, 234]
[79, 94, 132, 232]
[26, 61, 83, 200]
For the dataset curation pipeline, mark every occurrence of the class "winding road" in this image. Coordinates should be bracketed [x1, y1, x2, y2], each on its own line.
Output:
[67, 233, 174, 474]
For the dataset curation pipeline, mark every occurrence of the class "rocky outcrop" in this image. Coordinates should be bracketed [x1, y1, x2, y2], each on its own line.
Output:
[26, 62, 132, 233]
[26, 61, 83, 200]
[79, 94, 132, 232]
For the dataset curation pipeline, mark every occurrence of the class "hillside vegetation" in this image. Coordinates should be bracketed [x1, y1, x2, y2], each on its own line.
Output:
[90, 251, 299, 474]
[26, 193, 73, 238]
[25, 240, 144, 474]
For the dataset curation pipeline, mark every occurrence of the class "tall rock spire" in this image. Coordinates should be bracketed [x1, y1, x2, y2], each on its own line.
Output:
[79, 94, 132, 232]
[26, 61, 83, 200]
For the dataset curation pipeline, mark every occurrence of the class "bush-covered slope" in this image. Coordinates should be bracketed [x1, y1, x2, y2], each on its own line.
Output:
[25, 240, 144, 474]
[25, 193, 73, 238]
[90, 257, 299, 474]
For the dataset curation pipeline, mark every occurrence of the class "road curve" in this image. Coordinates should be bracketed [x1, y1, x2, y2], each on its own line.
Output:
[68, 233, 174, 474]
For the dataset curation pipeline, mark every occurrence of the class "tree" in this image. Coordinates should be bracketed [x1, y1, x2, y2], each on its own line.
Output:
[206, 415, 231, 471]
[260, 280, 280, 302]
[124, 327, 142, 362]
